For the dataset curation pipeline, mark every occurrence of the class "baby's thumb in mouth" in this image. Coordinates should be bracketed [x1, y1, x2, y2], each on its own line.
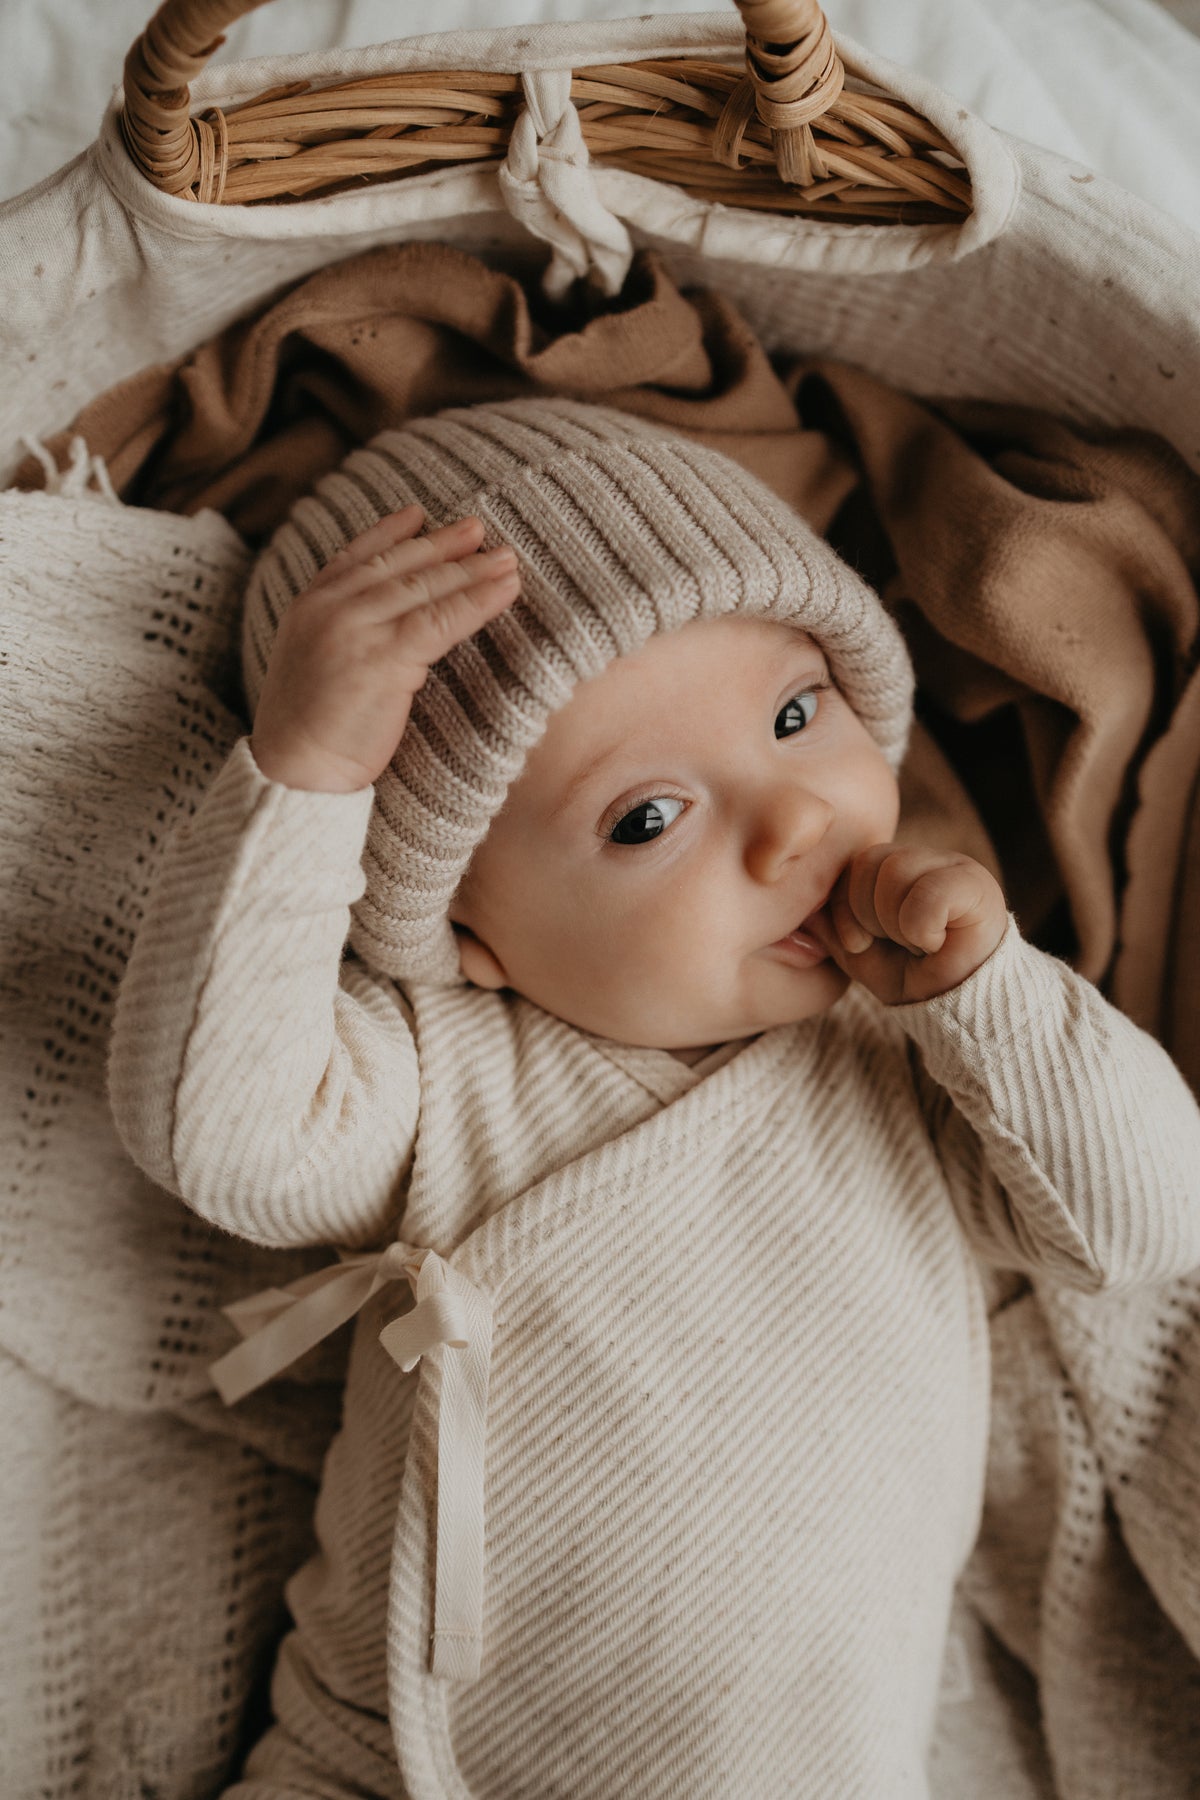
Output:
[803, 906, 845, 964]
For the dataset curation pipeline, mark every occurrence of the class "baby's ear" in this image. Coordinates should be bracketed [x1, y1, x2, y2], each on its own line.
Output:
[451, 921, 509, 991]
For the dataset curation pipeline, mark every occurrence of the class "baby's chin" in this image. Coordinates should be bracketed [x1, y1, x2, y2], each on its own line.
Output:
[696, 964, 853, 1048]
[528, 959, 852, 1052]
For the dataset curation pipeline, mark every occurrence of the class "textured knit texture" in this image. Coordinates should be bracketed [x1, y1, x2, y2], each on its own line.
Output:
[0, 1347, 319, 1799]
[0, 489, 353, 1800]
[240, 398, 914, 983]
[106, 735, 1200, 1798]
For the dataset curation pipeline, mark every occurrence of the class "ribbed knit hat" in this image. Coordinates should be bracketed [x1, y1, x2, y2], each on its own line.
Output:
[242, 398, 914, 984]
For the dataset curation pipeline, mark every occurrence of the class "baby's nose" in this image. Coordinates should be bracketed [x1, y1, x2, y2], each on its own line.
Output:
[743, 781, 835, 885]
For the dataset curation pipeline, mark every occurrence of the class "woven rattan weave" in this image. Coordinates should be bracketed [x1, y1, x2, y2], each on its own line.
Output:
[120, 0, 971, 221]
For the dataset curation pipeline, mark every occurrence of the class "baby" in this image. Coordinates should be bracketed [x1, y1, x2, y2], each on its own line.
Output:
[108, 399, 1200, 1799]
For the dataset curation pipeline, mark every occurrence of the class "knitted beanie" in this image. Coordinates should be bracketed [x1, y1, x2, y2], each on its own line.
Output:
[242, 398, 915, 985]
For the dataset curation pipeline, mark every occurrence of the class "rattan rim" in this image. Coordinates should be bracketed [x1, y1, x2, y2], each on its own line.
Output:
[120, 0, 970, 223]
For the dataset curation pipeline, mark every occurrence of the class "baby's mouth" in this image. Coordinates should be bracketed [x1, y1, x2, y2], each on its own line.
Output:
[801, 901, 834, 936]
[787, 915, 827, 951]
[770, 904, 833, 960]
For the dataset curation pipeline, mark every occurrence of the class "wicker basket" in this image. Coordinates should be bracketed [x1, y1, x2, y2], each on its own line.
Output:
[120, 0, 971, 221]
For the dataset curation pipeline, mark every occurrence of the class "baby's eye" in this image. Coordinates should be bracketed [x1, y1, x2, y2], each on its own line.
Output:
[608, 795, 686, 846]
[775, 689, 821, 738]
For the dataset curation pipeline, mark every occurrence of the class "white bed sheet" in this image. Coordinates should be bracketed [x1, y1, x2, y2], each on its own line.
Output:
[3, 0, 1199, 230]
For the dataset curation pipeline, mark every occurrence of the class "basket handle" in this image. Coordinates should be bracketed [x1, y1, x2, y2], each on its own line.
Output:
[121, 0, 845, 199]
[720, 0, 845, 185]
[122, 0, 269, 197]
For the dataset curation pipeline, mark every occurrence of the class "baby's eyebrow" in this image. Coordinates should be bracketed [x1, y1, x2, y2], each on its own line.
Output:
[783, 634, 830, 672]
[545, 739, 627, 825]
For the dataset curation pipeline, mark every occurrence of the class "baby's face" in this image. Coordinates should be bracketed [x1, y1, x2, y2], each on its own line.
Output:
[449, 615, 901, 1050]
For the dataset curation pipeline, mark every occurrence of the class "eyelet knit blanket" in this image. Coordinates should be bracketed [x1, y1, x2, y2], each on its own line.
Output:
[5, 242, 1200, 1796]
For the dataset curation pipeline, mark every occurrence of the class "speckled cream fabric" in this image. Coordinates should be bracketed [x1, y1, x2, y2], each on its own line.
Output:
[240, 398, 915, 983]
[106, 732, 1200, 1798]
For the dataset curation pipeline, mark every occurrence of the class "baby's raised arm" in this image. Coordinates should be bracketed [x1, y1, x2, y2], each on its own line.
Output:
[107, 508, 521, 1250]
[810, 843, 1200, 1290]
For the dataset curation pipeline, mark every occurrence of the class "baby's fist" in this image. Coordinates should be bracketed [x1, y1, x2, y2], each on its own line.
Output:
[809, 845, 1008, 1006]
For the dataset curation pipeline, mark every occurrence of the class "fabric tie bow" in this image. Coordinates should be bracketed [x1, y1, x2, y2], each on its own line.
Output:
[211, 1240, 490, 1681]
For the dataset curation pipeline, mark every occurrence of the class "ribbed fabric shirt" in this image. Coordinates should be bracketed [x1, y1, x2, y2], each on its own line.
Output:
[107, 735, 1200, 1800]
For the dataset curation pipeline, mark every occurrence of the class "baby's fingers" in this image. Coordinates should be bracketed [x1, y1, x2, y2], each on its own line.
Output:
[828, 879, 874, 956]
[821, 845, 1008, 1004]
[832, 845, 898, 953]
[836, 846, 955, 957]
[362, 546, 517, 625]
[895, 867, 962, 956]
[873, 850, 969, 956]
[313, 514, 488, 601]
[393, 567, 522, 669]
[307, 504, 429, 590]
[896, 860, 993, 953]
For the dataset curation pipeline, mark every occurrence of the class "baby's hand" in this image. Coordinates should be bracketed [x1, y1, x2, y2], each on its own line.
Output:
[807, 845, 1008, 1005]
[250, 506, 521, 792]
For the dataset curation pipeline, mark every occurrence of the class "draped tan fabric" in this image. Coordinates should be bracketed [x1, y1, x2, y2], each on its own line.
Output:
[24, 241, 1200, 1059]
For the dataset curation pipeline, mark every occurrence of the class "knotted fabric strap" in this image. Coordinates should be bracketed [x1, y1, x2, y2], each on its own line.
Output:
[380, 1255, 491, 1681]
[498, 67, 633, 300]
[210, 1241, 490, 1683]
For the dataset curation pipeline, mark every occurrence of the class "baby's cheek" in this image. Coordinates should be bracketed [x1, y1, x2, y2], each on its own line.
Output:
[576, 890, 672, 978]
[633, 893, 724, 988]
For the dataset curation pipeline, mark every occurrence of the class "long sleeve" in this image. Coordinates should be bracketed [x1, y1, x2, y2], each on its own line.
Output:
[892, 915, 1200, 1293]
[107, 736, 420, 1250]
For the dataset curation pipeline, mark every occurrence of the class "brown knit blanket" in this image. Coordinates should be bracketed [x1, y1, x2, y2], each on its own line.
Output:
[20, 240, 1200, 1791]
